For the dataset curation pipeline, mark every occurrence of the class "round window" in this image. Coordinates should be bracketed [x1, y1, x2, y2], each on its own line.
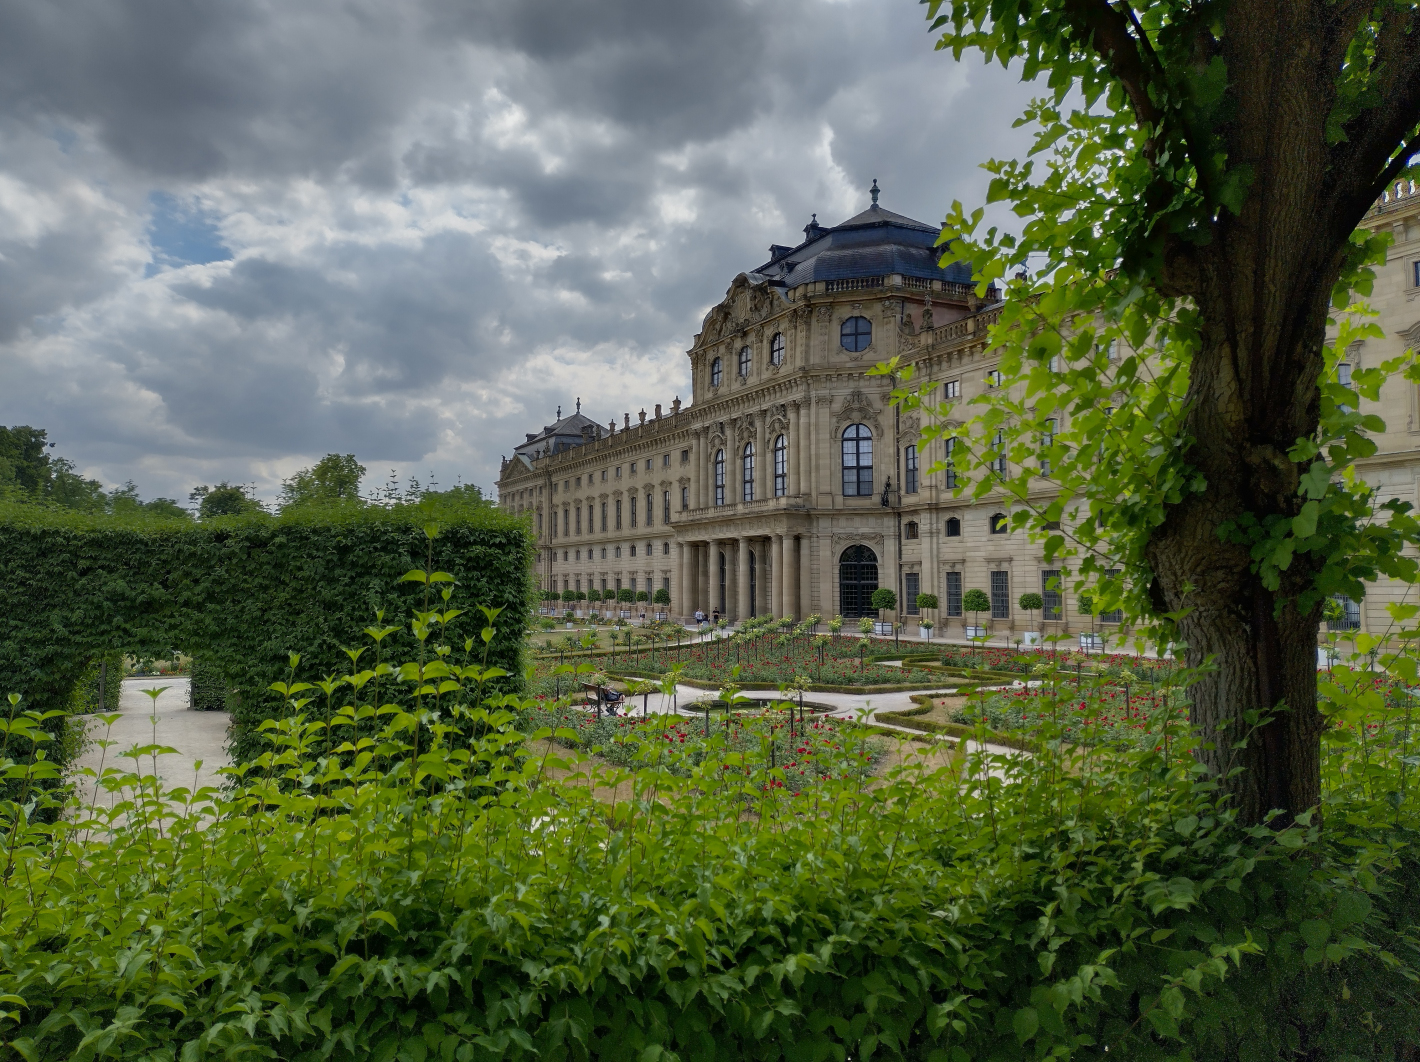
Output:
[840, 316, 872, 352]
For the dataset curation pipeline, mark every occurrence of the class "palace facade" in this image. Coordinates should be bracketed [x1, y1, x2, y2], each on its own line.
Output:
[496, 181, 1420, 643]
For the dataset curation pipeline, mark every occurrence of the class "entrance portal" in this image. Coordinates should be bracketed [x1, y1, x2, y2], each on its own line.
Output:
[838, 545, 879, 618]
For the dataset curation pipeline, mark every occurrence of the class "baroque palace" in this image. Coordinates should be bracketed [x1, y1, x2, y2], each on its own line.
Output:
[496, 181, 1420, 642]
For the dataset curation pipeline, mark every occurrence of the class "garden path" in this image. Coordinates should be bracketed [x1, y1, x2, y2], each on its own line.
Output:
[71, 677, 231, 807]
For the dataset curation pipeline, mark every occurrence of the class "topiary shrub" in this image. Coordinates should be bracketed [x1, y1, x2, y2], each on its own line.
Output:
[0, 496, 530, 768]
[652, 587, 670, 606]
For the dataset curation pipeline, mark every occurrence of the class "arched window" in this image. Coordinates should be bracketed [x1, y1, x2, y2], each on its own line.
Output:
[773, 434, 788, 496]
[990, 512, 1008, 535]
[945, 517, 961, 537]
[904, 521, 919, 540]
[838, 545, 879, 618]
[770, 332, 785, 366]
[738, 345, 751, 377]
[841, 316, 872, 352]
[842, 423, 873, 496]
[710, 357, 723, 387]
[714, 449, 725, 506]
[742, 442, 755, 501]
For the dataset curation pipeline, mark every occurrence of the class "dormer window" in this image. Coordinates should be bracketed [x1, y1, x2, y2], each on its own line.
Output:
[770, 332, 785, 366]
[710, 357, 723, 387]
[738, 346, 751, 377]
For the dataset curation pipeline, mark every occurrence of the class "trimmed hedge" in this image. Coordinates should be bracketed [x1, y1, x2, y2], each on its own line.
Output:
[0, 497, 531, 766]
[188, 658, 228, 713]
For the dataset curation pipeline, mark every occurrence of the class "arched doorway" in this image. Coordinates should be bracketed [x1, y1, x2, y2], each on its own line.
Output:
[838, 545, 878, 618]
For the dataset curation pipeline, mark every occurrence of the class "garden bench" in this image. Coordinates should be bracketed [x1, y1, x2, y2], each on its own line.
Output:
[580, 682, 624, 708]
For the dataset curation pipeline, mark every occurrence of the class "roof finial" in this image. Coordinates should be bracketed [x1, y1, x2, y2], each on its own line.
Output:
[870, 178, 880, 206]
[576, 397, 581, 413]
[557, 405, 562, 419]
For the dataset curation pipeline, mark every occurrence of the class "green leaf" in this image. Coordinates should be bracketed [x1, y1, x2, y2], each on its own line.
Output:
[1012, 1007, 1039, 1044]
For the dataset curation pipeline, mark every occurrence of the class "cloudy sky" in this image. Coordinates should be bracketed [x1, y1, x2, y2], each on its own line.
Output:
[0, 0, 1037, 505]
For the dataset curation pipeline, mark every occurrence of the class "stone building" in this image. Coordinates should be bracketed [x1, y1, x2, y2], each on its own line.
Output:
[496, 180, 1420, 642]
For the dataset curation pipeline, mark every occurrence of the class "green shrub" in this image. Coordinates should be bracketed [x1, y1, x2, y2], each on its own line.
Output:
[0, 497, 530, 768]
[915, 592, 938, 611]
[1, 614, 1415, 1060]
[871, 587, 897, 612]
[69, 652, 123, 714]
[188, 657, 229, 712]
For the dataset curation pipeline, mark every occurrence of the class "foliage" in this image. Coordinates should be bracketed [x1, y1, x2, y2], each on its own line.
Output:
[0, 495, 530, 768]
[962, 588, 990, 617]
[618, 588, 634, 604]
[69, 652, 124, 714]
[517, 702, 883, 794]
[653, 587, 671, 606]
[916, 592, 938, 611]
[0, 597, 1417, 1060]
[1, 426, 188, 517]
[189, 657, 229, 712]
[279, 453, 366, 509]
[1019, 591, 1044, 613]
[871, 587, 897, 612]
[190, 481, 266, 518]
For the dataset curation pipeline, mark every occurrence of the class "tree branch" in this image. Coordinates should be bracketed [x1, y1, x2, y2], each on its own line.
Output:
[1062, 0, 1163, 131]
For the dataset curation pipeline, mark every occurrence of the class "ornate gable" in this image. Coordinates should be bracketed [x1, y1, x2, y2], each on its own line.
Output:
[696, 274, 787, 348]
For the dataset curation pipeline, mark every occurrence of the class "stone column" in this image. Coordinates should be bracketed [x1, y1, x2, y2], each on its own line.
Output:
[789, 400, 802, 497]
[799, 533, 812, 618]
[676, 542, 687, 620]
[698, 543, 710, 615]
[736, 536, 751, 622]
[693, 430, 705, 509]
[772, 534, 786, 618]
[753, 414, 766, 502]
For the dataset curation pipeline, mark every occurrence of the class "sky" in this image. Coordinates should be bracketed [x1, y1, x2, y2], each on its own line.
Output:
[0, 0, 1039, 506]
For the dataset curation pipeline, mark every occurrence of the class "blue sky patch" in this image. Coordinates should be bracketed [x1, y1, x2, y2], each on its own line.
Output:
[145, 192, 232, 275]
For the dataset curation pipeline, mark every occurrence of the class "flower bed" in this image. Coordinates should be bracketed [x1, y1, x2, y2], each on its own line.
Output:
[950, 682, 1188, 748]
[517, 704, 883, 792]
[936, 644, 1179, 679]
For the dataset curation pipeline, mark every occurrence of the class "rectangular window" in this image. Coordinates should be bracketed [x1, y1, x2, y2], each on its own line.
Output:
[630, 577, 637, 592]
[587, 504, 594, 532]
[944, 437, 958, 489]
[601, 502, 607, 532]
[630, 545, 636, 557]
[646, 491, 654, 526]
[986, 369, 1003, 388]
[905, 572, 920, 615]
[904, 444, 918, 493]
[663, 576, 671, 592]
[945, 572, 963, 617]
[537, 512, 542, 533]
[663, 454, 670, 467]
[575, 507, 581, 534]
[991, 430, 1007, 475]
[646, 459, 652, 471]
[1329, 596, 1362, 631]
[944, 379, 961, 399]
[1100, 568, 1123, 623]
[990, 570, 1010, 619]
[600, 578, 606, 592]
[562, 508, 569, 536]
[630, 495, 637, 528]
[663, 491, 671, 523]
[1041, 418, 1055, 477]
[681, 449, 689, 464]
[681, 486, 688, 510]
[615, 500, 622, 529]
[1041, 570, 1062, 620]
[1414, 261, 1420, 288]
[615, 466, 621, 477]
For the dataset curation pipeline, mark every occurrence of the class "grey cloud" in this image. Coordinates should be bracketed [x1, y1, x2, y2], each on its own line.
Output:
[0, 0, 1039, 504]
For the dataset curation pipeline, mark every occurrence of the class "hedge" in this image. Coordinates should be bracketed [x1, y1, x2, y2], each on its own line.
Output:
[188, 658, 229, 712]
[0, 496, 532, 766]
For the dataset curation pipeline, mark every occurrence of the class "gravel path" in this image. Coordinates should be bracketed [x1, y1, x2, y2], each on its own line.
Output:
[71, 677, 232, 807]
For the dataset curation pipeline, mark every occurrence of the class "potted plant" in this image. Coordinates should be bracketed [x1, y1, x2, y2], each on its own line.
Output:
[915, 593, 938, 640]
[561, 589, 576, 626]
[1078, 590, 1101, 651]
[829, 615, 844, 639]
[586, 588, 601, 618]
[617, 586, 634, 618]
[870, 587, 897, 636]
[575, 589, 587, 617]
[962, 588, 991, 643]
[652, 586, 670, 620]
[1018, 591, 1043, 646]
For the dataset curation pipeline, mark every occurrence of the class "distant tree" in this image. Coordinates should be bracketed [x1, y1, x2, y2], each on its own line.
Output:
[0, 426, 51, 492]
[962, 589, 991, 636]
[1018, 592, 1044, 631]
[652, 587, 671, 606]
[190, 482, 265, 519]
[635, 590, 649, 603]
[280, 454, 366, 509]
[617, 588, 634, 604]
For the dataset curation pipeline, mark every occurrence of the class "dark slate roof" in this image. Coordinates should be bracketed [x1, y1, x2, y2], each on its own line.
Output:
[752, 202, 972, 289]
[513, 408, 605, 461]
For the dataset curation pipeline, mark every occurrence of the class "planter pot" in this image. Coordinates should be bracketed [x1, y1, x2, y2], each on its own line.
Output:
[620, 610, 632, 619]
[1079, 633, 1103, 651]
[965, 625, 988, 639]
[873, 621, 893, 636]
[919, 628, 934, 640]
[1023, 631, 1041, 646]
[654, 611, 667, 621]
[565, 622, 574, 629]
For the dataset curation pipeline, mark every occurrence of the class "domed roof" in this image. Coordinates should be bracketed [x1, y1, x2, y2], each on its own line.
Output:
[751, 192, 972, 290]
